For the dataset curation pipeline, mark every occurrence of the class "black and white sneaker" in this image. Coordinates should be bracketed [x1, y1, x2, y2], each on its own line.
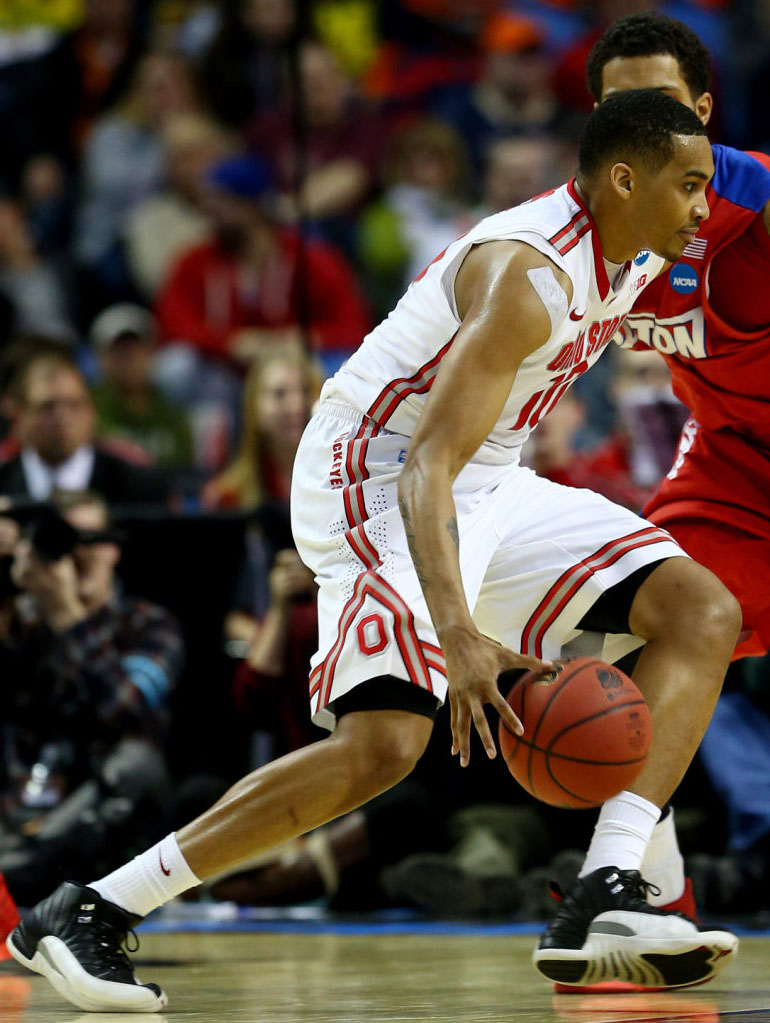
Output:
[6, 881, 167, 1012]
[533, 866, 738, 989]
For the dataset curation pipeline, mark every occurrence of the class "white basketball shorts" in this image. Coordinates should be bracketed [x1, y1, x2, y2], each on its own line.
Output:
[291, 400, 687, 730]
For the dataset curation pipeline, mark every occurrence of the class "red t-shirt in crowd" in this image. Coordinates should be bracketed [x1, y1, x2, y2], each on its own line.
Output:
[156, 229, 371, 360]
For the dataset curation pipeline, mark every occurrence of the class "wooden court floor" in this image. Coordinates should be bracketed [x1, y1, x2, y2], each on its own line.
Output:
[1, 930, 769, 1023]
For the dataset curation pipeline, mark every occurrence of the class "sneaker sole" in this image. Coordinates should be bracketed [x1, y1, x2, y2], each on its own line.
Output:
[533, 930, 738, 989]
[7, 929, 167, 1013]
[552, 976, 712, 994]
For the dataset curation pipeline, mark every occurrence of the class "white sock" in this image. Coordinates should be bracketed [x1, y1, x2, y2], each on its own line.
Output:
[90, 833, 201, 917]
[640, 805, 686, 905]
[580, 791, 661, 877]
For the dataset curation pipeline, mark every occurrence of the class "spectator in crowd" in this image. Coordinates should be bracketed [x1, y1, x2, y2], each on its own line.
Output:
[231, 547, 321, 761]
[523, 388, 649, 511]
[0, 0, 145, 182]
[357, 117, 474, 317]
[0, 199, 76, 343]
[204, 347, 320, 644]
[0, 489, 183, 905]
[155, 153, 370, 383]
[362, 0, 485, 115]
[125, 113, 234, 300]
[249, 39, 387, 242]
[476, 134, 560, 217]
[90, 303, 193, 469]
[18, 155, 72, 260]
[74, 50, 205, 307]
[201, 0, 306, 128]
[203, 346, 320, 512]
[525, 345, 688, 510]
[0, 351, 170, 506]
[430, 11, 557, 176]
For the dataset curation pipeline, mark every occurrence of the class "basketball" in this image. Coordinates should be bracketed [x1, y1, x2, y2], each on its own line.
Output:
[498, 657, 652, 809]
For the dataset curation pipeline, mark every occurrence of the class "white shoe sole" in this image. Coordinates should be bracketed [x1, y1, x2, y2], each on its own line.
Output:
[533, 928, 738, 988]
[7, 930, 167, 1013]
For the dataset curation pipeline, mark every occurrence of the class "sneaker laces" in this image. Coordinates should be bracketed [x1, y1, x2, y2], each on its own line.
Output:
[89, 915, 139, 980]
[612, 870, 662, 905]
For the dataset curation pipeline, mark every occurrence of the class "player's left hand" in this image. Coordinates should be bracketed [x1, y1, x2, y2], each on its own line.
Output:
[440, 624, 553, 767]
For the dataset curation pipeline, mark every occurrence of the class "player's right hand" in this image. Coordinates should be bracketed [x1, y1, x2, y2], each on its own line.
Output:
[440, 624, 553, 767]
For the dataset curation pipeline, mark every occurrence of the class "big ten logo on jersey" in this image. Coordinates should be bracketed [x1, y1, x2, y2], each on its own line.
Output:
[511, 314, 622, 431]
[623, 308, 706, 359]
[330, 433, 347, 489]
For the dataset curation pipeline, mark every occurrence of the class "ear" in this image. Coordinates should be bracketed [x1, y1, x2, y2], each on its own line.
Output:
[695, 91, 712, 126]
[609, 162, 634, 199]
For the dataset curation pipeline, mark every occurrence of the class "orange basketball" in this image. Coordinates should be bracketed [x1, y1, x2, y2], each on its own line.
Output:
[498, 657, 652, 808]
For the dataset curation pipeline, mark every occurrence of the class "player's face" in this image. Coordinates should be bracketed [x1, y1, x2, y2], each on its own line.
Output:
[599, 54, 711, 125]
[634, 134, 713, 263]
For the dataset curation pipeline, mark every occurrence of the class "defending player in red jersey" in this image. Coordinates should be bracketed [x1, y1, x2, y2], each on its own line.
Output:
[589, 12, 770, 662]
[552, 12, 770, 996]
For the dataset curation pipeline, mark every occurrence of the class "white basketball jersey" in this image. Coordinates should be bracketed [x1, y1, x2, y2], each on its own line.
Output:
[325, 179, 664, 467]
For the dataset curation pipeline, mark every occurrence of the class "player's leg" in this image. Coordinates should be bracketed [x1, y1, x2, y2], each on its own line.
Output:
[535, 557, 741, 988]
[7, 701, 435, 1013]
[635, 516, 770, 924]
[468, 471, 740, 989]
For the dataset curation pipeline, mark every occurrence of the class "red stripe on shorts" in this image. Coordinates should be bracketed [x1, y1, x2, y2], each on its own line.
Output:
[521, 526, 674, 658]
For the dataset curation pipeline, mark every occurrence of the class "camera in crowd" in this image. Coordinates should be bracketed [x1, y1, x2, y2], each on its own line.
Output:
[6, 500, 122, 562]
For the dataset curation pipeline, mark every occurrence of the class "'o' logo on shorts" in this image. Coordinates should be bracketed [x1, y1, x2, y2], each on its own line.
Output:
[669, 263, 699, 294]
[634, 250, 650, 266]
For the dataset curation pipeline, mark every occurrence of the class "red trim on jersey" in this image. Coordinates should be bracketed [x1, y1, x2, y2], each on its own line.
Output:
[567, 178, 610, 299]
[521, 526, 674, 657]
[556, 222, 592, 256]
[549, 209, 586, 247]
[366, 337, 455, 426]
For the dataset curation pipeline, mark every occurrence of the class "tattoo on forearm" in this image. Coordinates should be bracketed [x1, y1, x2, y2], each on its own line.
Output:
[398, 496, 430, 590]
[446, 516, 459, 551]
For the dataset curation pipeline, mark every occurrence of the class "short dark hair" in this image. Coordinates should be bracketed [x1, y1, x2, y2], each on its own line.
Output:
[586, 12, 711, 102]
[578, 89, 708, 180]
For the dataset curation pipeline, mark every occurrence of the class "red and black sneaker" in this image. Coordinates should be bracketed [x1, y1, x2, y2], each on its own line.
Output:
[535, 866, 738, 992]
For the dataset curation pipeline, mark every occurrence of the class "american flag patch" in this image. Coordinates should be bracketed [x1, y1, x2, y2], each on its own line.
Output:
[682, 238, 707, 260]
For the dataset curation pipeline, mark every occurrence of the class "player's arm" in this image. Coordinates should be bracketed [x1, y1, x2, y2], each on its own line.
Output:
[398, 240, 571, 766]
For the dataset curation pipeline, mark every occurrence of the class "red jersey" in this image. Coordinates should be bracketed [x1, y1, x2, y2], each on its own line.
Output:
[622, 144, 770, 450]
[621, 146, 770, 657]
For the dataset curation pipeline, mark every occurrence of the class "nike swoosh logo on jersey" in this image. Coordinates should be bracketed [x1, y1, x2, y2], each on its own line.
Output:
[569, 309, 585, 321]
[159, 848, 171, 876]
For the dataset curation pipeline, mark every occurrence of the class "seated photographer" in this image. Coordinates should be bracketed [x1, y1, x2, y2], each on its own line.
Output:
[0, 490, 184, 905]
[0, 350, 170, 507]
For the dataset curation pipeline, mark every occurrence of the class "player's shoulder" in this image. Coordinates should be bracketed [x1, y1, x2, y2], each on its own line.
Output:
[469, 182, 577, 242]
[710, 144, 770, 213]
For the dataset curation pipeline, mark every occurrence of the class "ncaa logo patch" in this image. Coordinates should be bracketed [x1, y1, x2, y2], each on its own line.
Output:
[634, 250, 650, 266]
[669, 263, 699, 294]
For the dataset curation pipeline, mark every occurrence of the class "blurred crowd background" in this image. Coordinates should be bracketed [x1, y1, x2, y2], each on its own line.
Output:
[0, 0, 768, 921]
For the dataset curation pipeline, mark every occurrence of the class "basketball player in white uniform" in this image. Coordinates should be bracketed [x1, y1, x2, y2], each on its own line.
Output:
[8, 90, 739, 1012]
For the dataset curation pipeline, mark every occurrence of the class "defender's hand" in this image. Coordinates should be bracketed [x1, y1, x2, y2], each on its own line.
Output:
[441, 625, 553, 767]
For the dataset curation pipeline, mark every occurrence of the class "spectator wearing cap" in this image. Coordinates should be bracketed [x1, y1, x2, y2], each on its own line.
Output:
[154, 152, 371, 373]
[91, 304, 193, 469]
[430, 12, 557, 175]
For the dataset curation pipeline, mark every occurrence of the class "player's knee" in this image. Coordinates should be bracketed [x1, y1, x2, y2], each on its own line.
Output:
[334, 711, 432, 800]
[634, 559, 742, 653]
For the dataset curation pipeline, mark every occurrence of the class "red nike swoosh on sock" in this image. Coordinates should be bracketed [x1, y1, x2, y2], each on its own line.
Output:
[158, 849, 171, 876]
[569, 309, 585, 321]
